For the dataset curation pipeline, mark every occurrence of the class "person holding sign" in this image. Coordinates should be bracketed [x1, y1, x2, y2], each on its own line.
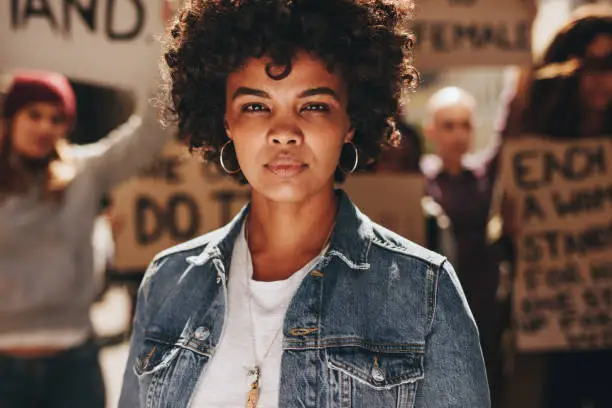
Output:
[421, 86, 502, 406]
[119, 1, 490, 407]
[494, 7, 612, 408]
[0, 71, 172, 407]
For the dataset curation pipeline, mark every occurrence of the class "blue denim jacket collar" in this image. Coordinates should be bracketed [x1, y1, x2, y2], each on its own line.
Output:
[185, 189, 372, 272]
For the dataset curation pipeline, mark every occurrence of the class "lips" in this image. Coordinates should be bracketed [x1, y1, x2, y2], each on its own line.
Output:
[35, 138, 54, 151]
[265, 156, 308, 177]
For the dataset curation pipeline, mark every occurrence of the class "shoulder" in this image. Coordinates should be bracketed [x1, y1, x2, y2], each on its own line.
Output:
[368, 221, 446, 269]
[419, 154, 443, 179]
[152, 225, 228, 263]
[367, 222, 469, 335]
[139, 226, 228, 293]
[364, 220, 459, 335]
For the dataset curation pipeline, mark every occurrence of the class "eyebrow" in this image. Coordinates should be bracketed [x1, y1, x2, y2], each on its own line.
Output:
[298, 87, 340, 101]
[232, 87, 270, 100]
[231, 86, 341, 101]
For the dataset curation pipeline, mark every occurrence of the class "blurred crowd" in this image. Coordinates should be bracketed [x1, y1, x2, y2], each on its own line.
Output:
[1, 2, 611, 408]
[375, 4, 612, 407]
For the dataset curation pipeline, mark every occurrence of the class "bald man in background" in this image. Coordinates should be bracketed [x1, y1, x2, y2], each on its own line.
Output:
[421, 87, 504, 406]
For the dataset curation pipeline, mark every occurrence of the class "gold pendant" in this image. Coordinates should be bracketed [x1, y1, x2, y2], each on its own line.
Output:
[246, 367, 260, 408]
[246, 381, 259, 408]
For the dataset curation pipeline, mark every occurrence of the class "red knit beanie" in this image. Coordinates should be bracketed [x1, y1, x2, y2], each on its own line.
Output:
[2, 71, 76, 125]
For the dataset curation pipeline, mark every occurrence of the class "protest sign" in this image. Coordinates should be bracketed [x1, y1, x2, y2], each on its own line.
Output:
[343, 174, 426, 246]
[498, 137, 612, 351]
[413, 0, 535, 70]
[1, 0, 166, 97]
[111, 142, 249, 271]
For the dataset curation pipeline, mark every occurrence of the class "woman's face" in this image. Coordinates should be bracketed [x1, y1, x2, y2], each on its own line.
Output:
[225, 51, 354, 203]
[11, 102, 69, 159]
[580, 33, 612, 111]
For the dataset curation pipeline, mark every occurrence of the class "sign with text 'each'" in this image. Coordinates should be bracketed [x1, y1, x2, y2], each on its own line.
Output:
[498, 137, 612, 352]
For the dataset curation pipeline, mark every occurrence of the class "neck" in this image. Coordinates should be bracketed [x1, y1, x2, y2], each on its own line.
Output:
[246, 185, 338, 281]
[21, 156, 51, 173]
[441, 155, 463, 176]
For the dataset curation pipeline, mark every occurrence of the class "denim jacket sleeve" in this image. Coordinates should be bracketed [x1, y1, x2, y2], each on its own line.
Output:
[118, 259, 158, 408]
[416, 261, 491, 407]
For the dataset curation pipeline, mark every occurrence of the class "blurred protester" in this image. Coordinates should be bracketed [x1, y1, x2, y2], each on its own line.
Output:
[499, 4, 612, 141]
[0, 70, 171, 408]
[92, 205, 115, 302]
[369, 122, 455, 267]
[495, 6, 612, 408]
[422, 86, 503, 406]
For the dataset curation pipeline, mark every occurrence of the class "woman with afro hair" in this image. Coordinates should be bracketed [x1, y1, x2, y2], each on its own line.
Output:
[119, 1, 489, 407]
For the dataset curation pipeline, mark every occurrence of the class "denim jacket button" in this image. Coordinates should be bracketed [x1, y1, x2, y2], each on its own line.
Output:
[194, 326, 210, 340]
[371, 367, 385, 382]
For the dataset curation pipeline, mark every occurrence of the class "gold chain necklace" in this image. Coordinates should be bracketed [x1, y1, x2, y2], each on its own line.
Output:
[243, 216, 334, 408]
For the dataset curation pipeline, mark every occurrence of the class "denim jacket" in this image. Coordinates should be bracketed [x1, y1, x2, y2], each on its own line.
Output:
[119, 190, 490, 408]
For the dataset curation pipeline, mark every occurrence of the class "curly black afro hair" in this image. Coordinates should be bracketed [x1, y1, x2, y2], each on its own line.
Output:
[160, 0, 417, 182]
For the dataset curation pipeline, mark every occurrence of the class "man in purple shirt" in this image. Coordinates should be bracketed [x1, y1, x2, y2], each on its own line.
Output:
[422, 87, 503, 406]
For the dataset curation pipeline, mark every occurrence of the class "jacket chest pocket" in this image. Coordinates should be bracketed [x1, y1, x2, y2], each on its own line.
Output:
[326, 347, 424, 408]
[133, 332, 209, 408]
[134, 337, 180, 378]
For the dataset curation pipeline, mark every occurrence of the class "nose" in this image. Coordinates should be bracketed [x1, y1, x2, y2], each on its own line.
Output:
[38, 117, 58, 134]
[267, 118, 304, 146]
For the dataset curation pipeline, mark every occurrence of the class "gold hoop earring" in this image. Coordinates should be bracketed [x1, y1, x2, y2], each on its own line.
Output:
[339, 141, 359, 174]
[219, 140, 240, 174]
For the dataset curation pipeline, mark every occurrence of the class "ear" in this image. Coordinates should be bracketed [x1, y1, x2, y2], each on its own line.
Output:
[344, 125, 355, 143]
[424, 121, 436, 142]
[224, 118, 232, 139]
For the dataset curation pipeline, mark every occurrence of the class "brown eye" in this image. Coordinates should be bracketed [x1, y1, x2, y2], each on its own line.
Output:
[442, 122, 454, 131]
[301, 103, 330, 113]
[28, 109, 42, 121]
[241, 103, 269, 113]
[51, 114, 67, 125]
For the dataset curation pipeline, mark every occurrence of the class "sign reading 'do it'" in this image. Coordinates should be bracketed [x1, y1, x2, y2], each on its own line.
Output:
[413, 0, 535, 70]
[112, 142, 427, 272]
[498, 137, 612, 352]
[111, 142, 250, 271]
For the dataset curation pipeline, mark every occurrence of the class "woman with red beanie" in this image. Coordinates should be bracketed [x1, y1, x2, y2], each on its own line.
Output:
[0, 70, 172, 407]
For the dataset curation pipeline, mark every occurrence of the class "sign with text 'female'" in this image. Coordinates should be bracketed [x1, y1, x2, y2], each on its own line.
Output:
[499, 137, 612, 352]
[413, 0, 535, 70]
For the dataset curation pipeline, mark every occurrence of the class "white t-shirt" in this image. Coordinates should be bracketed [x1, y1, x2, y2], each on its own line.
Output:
[190, 224, 320, 408]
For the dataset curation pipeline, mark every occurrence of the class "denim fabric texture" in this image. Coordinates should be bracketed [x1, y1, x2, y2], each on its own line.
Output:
[119, 190, 490, 408]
